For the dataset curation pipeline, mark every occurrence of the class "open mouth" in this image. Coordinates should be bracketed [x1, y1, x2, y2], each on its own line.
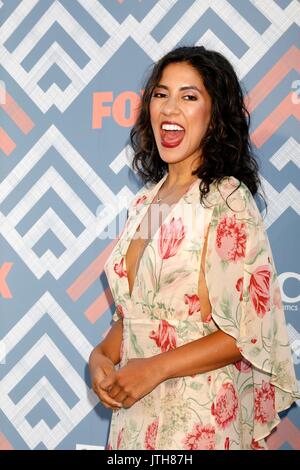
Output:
[160, 123, 185, 147]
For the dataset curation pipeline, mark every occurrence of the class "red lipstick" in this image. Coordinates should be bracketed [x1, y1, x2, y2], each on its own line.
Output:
[160, 121, 185, 148]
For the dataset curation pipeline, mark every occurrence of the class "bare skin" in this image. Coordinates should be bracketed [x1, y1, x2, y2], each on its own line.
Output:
[89, 319, 123, 409]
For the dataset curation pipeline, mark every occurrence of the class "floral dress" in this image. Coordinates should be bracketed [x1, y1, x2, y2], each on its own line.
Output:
[103, 173, 300, 450]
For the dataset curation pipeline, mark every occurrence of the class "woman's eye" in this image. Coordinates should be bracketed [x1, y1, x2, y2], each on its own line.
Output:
[152, 92, 197, 101]
[184, 95, 197, 101]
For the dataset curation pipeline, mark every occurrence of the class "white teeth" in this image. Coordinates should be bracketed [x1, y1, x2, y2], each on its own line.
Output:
[161, 124, 184, 131]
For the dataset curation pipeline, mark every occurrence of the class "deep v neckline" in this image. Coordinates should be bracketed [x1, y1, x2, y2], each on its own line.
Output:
[122, 174, 199, 302]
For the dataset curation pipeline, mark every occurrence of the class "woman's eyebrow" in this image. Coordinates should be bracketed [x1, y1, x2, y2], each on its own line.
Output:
[155, 84, 201, 93]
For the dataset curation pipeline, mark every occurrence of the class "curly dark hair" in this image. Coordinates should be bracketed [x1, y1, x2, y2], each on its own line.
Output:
[130, 45, 266, 210]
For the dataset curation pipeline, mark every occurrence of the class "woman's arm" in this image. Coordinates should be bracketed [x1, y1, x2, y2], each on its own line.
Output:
[99, 331, 242, 409]
[88, 317, 124, 409]
[99, 222, 242, 409]
[150, 329, 242, 381]
[89, 316, 123, 371]
[145, 220, 242, 381]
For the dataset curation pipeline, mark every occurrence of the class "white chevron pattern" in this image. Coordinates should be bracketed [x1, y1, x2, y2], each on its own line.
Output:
[0, 0, 299, 450]
[0, 292, 98, 449]
[0, 125, 135, 278]
[1, 0, 299, 111]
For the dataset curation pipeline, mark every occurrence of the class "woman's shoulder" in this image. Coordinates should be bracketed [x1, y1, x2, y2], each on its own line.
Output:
[205, 175, 262, 221]
[208, 175, 250, 198]
[126, 179, 158, 217]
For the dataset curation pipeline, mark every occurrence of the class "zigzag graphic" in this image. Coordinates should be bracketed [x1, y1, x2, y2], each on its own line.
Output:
[260, 175, 300, 228]
[0, 262, 13, 299]
[78, 0, 300, 77]
[0, 291, 98, 449]
[0, 0, 299, 111]
[0, 0, 299, 451]
[0, 125, 134, 279]
[246, 46, 300, 111]
[251, 91, 300, 148]
[266, 416, 300, 450]
[246, 46, 300, 147]
[0, 83, 34, 156]
[269, 137, 300, 170]
[67, 240, 116, 324]
[66, 144, 146, 324]
[0, 432, 14, 450]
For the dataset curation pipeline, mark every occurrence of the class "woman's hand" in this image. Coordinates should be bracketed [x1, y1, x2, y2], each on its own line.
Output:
[99, 357, 163, 409]
[90, 354, 123, 410]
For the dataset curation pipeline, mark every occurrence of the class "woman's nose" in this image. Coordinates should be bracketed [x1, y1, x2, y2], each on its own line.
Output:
[161, 96, 180, 114]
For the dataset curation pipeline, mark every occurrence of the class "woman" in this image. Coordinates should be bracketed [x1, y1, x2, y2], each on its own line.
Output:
[89, 46, 300, 450]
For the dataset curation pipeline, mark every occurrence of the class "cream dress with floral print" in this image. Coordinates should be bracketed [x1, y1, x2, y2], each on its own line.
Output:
[103, 173, 300, 450]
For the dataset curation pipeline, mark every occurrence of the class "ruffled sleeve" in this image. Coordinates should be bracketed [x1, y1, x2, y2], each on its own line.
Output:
[204, 176, 300, 442]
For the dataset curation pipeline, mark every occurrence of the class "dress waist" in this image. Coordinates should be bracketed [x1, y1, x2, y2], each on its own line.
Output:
[121, 317, 211, 362]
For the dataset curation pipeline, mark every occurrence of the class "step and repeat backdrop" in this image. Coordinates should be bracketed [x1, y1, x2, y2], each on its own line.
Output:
[0, 0, 299, 450]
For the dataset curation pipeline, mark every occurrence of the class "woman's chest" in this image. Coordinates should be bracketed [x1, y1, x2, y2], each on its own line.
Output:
[125, 202, 175, 296]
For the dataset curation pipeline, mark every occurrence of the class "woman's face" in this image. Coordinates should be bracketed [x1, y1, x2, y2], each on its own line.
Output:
[149, 61, 212, 168]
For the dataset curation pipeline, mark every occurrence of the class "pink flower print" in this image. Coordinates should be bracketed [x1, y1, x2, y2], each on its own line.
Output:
[234, 358, 252, 373]
[182, 423, 216, 450]
[114, 257, 127, 278]
[254, 381, 276, 424]
[249, 265, 271, 317]
[158, 217, 185, 260]
[184, 294, 201, 315]
[235, 276, 244, 301]
[144, 417, 159, 450]
[149, 319, 177, 352]
[134, 194, 147, 209]
[215, 214, 247, 262]
[202, 313, 212, 323]
[211, 383, 239, 429]
[251, 438, 266, 450]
